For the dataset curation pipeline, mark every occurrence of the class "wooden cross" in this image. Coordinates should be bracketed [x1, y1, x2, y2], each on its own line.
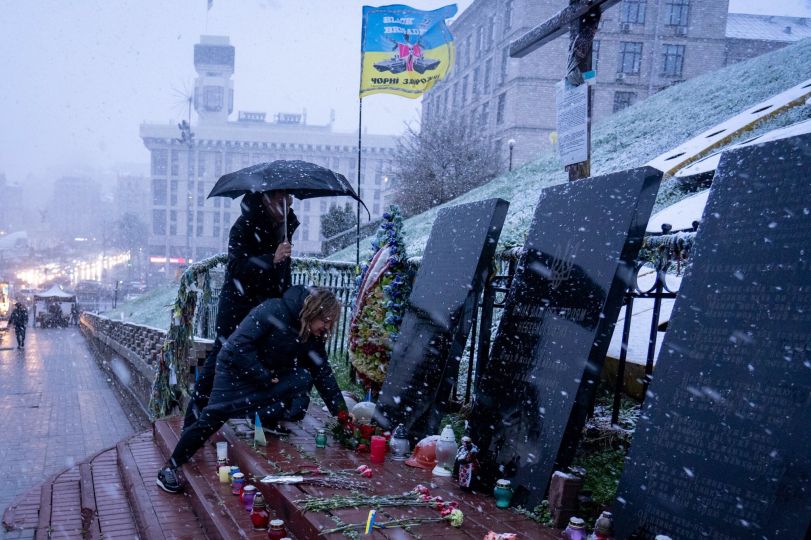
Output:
[510, 0, 620, 181]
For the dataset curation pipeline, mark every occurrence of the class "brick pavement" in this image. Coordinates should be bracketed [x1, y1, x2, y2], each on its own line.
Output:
[0, 325, 135, 539]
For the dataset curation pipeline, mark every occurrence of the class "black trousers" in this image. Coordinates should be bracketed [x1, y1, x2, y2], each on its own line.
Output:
[181, 299, 251, 430]
[14, 325, 25, 347]
[170, 367, 312, 467]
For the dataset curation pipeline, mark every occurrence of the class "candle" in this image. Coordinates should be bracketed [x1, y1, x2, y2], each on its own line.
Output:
[218, 465, 231, 483]
[370, 435, 386, 464]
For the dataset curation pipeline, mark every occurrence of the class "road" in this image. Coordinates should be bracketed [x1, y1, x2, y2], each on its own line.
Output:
[0, 324, 135, 537]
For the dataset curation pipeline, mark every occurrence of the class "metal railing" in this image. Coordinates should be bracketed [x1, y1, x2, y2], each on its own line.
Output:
[191, 232, 694, 421]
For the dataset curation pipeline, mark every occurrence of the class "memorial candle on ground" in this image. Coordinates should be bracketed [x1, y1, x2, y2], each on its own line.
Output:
[218, 465, 231, 483]
[370, 435, 386, 464]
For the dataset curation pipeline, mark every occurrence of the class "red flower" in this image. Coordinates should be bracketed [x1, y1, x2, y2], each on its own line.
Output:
[440, 507, 453, 517]
[359, 425, 375, 440]
[420, 494, 431, 502]
[435, 501, 445, 511]
[362, 469, 373, 478]
[337, 411, 350, 425]
[448, 501, 459, 510]
[413, 484, 430, 496]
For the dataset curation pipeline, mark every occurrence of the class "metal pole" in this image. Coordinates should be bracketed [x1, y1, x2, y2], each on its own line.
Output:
[356, 97, 363, 266]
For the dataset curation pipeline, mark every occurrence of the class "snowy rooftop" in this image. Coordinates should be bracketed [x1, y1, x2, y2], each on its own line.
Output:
[726, 13, 811, 41]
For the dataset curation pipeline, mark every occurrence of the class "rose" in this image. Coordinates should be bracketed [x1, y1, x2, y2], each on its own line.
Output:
[440, 507, 452, 517]
[413, 485, 430, 496]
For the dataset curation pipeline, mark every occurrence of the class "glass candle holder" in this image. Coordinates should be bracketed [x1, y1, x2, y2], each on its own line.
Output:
[218, 465, 231, 483]
[231, 472, 245, 495]
[315, 429, 327, 448]
[216, 441, 228, 462]
[493, 479, 513, 508]
[267, 519, 287, 540]
[370, 435, 386, 464]
[240, 485, 257, 512]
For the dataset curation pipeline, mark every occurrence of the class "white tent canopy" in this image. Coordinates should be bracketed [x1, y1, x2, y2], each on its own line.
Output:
[34, 285, 76, 301]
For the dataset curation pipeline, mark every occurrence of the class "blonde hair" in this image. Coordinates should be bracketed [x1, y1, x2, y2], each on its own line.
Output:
[299, 287, 341, 339]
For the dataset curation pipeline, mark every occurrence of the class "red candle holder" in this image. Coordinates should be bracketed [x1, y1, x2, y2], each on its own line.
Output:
[370, 435, 386, 464]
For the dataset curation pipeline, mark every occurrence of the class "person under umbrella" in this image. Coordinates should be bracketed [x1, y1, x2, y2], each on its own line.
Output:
[181, 189, 298, 432]
[157, 286, 348, 494]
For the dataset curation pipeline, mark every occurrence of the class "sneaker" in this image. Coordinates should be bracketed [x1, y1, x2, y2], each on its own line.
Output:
[156, 466, 184, 494]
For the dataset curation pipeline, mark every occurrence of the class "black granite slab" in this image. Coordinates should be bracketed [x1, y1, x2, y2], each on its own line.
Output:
[376, 198, 509, 439]
[614, 135, 811, 539]
[470, 166, 662, 507]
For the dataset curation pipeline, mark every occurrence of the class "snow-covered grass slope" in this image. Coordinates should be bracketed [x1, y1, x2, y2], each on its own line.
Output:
[100, 282, 176, 329]
[331, 38, 811, 260]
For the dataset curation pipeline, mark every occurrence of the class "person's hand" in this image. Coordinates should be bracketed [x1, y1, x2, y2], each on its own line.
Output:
[273, 241, 292, 264]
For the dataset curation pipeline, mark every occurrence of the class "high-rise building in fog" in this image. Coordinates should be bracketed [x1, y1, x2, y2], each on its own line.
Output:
[140, 36, 397, 276]
[48, 176, 104, 241]
[0, 174, 25, 234]
[422, 0, 804, 171]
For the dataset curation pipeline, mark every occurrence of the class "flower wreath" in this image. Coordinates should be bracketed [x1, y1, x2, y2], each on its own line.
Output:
[348, 205, 412, 391]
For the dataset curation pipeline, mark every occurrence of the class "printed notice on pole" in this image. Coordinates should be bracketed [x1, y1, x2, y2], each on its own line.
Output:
[555, 81, 588, 167]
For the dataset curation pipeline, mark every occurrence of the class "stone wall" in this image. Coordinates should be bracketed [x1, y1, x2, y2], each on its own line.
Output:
[79, 313, 213, 429]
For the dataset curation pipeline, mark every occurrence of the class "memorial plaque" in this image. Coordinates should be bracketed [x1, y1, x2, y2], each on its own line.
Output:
[470, 167, 662, 507]
[377, 198, 509, 439]
[614, 135, 811, 539]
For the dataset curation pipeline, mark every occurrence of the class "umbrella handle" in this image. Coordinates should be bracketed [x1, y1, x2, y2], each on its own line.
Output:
[284, 197, 288, 243]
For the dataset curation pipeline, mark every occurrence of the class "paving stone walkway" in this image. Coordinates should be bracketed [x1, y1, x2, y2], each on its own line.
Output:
[0, 325, 135, 539]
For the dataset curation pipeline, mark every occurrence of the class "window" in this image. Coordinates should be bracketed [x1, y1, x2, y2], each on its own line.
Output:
[613, 91, 637, 112]
[477, 26, 485, 51]
[152, 179, 167, 205]
[462, 75, 469, 104]
[224, 153, 234, 173]
[196, 211, 204, 237]
[500, 46, 509, 84]
[153, 209, 166, 235]
[488, 16, 496, 48]
[197, 152, 206, 178]
[214, 196, 221, 208]
[203, 86, 223, 111]
[496, 93, 506, 124]
[464, 35, 472, 67]
[197, 181, 205, 207]
[213, 213, 221, 238]
[666, 0, 689, 27]
[151, 149, 168, 176]
[170, 180, 178, 206]
[620, 0, 646, 24]
[473, 67, 480, 96]
[214, 153, 223, 176]
[169, 210, 177, 235]
[453, 81, 460, 106]
[504, 0, 513, 34]
[592, 40, 600, 72]
[480, 101, 490, 129]
[662, 44, 685, 77]
[170, 150, 179, 176]
[484, 58, 492, 93]
[224, 198, 231, 208]
[618, 42, 643, 74]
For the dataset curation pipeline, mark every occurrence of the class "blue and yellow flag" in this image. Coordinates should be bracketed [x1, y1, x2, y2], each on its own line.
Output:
[360, 4, 457, 99]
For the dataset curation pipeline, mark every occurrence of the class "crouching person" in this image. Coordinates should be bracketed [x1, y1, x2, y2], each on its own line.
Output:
[157, 286, 347, 493]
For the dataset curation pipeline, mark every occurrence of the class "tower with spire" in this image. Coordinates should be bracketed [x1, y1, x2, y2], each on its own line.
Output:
[193, 35, 234, 124]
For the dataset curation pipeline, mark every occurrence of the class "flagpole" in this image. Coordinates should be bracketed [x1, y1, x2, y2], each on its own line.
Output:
[356, 97, 363, 266]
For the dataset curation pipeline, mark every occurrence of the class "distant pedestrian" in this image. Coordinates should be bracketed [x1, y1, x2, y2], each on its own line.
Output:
[181, 190, 299, 431]
[157, 286, 347, 494]
[8, 302, 28, 349]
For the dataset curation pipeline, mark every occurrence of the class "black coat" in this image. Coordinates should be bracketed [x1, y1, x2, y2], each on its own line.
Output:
[9, 305, 27, 328]
[215, 286, 346, 415]
[219, 193, 300, 316]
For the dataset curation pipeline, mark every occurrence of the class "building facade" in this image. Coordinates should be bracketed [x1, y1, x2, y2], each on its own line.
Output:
[140, 36, 396, 276]
[423, 0, 794, 171]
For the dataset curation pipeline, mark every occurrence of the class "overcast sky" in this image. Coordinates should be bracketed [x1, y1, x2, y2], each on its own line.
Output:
[0, 0, 807, 186]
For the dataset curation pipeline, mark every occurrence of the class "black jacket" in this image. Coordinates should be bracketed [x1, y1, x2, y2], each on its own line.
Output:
[216, 286, 346, 416]
[9, 305, 27, 328]
[220, 193, 300, 311]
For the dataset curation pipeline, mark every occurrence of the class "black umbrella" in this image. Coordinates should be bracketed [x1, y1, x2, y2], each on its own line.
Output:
[208, 159, 370, 240]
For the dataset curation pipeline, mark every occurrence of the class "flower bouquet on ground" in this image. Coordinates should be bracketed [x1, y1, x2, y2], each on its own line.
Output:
[348, 205, 412, 395]
[297, 484, 465, 533]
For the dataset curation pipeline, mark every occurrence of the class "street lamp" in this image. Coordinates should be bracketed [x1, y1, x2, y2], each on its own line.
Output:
[508, 139, 516, 172]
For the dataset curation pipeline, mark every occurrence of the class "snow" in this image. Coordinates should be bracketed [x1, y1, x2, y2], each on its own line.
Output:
[330, 38, 811, 261]
[100, 282, 176, 330]
[646, 191, 709, 234]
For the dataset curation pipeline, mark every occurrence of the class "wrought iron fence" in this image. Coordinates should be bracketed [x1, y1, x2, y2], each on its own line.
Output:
[192, 231, 695, 422]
